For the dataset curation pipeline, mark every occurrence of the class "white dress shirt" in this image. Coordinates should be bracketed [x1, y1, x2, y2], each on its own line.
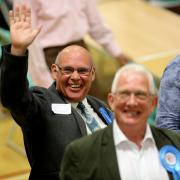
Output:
[72, 98, 107, 134]
[113, 120, 169, 180]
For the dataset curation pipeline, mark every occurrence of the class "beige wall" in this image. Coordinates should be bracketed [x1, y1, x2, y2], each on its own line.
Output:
[97, 0, 117, 4]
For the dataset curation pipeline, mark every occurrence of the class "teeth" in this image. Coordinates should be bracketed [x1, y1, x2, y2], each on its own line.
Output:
[125, 111, 139, 116]
[70, 84, 80, 88]
[130, 112, 139, 116]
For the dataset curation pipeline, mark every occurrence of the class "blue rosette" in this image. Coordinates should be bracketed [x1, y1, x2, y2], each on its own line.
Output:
[159, 145, 180, 180]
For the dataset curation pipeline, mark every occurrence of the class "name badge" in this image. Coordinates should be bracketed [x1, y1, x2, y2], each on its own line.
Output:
[51, 103, 71, 114]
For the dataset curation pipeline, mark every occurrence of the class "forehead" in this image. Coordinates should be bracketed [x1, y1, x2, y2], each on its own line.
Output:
[58, 48, 92, 66]
[117, 70, 150, 91]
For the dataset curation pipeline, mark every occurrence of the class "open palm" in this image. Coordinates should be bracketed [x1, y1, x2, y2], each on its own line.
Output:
[9, 5, 41, 54]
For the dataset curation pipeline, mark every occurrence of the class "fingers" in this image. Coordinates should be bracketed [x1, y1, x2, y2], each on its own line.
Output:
[21, 5, 26, 22]
[25, 6, 31, 25]
[14, 6, 20, 22]
[8, 3, 39, 51]
[9, 10, 14, 26]
[9, 4, 31, 25]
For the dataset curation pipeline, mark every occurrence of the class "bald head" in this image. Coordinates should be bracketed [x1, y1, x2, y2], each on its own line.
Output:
[55, 45, 93, 66]
[51, 45, 96, 102]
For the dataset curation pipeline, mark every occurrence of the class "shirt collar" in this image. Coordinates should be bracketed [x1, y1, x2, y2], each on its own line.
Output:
[143, 124, 155, 144]
[113, 119, 155, 146]
[70, 98, 88, 109]
[113, 120, 127, 146]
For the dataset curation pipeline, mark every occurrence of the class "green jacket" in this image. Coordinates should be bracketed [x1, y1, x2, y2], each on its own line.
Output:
[60, 124, 180, 180]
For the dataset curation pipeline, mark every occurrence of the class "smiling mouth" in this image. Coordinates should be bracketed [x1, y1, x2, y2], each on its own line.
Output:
[123, 110, 141, 117]
[70, 84, 81, 89]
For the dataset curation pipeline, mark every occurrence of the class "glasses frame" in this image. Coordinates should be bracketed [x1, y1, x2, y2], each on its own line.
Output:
[114, 90, 153, 101]
[56, 64, 93, 76]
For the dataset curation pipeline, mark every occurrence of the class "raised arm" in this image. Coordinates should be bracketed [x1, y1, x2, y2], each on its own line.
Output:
[9, 4, 41, 56]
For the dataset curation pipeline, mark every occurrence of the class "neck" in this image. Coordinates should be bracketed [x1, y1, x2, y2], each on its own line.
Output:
[119, 123, 147, 149]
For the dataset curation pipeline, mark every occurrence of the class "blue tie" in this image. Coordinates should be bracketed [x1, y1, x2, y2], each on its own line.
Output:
[77, 102, 100, 132]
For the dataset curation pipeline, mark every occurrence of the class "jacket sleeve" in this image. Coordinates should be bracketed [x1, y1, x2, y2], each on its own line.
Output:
[0, 45, 46, 127]
[0, 45, 29, 110]
[60, 142, 80, 180]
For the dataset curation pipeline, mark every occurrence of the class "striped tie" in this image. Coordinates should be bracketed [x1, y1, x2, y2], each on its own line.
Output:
[77, 102, 100, 132]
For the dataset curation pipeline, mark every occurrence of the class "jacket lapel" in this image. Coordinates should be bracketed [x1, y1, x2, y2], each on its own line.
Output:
[151, 126, 174, 180]
[72, 96, 110, 135]
[72, 107, 87, 136]
[87, 96, 111, 125]
[49, 83, 87, 136]
[101, 125, 121, 180]
[101, 125, 174, 180]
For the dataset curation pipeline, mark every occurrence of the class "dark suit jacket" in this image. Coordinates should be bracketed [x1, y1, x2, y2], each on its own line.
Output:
[0, 46, 111, 179]
[60, 125, 180, 180]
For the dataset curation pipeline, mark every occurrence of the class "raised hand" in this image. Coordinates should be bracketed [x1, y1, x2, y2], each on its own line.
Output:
[9, 5, 41, 55]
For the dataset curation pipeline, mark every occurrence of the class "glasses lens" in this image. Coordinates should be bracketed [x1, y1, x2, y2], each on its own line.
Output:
[62, 67, 74, 75]
[77, 67, 91, 75]
[115, 90, 149, 101]
[57, 65, 92, 75]
[135, 91, 148, 100]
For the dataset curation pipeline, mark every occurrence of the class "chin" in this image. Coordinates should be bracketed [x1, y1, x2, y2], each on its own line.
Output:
[66, 89, 87, 101]
[67, 96, 84, 103]
[123, 118, 139, 125]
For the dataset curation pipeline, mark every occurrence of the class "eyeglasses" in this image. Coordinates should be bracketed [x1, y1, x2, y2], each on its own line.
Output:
[114, 90, 152, 101]
[56, 64, 92, 75]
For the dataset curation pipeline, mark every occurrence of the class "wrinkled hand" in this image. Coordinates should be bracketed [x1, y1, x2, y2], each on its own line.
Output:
[116, 53, 133, 66]
[9, 5, 41, 55]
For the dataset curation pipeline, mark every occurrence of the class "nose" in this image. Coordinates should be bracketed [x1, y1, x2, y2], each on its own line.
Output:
[70, 70, 80, 79]
[126, 94, 138, 106]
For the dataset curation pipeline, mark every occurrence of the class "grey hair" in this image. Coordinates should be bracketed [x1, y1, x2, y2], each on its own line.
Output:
[111, 63, 157, 95]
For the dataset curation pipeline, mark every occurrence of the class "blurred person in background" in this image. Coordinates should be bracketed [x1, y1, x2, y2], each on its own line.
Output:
[13, 0, 132, 89]
[156, 56, 180, 133]
[28, 0, 132, 68]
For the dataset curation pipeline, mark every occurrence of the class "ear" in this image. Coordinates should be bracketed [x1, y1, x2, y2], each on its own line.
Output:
[150, 96, 158, 113]
[107, 93, 115, 111]
[51, 64, 59, 80]
[91, 67, 96, 82]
